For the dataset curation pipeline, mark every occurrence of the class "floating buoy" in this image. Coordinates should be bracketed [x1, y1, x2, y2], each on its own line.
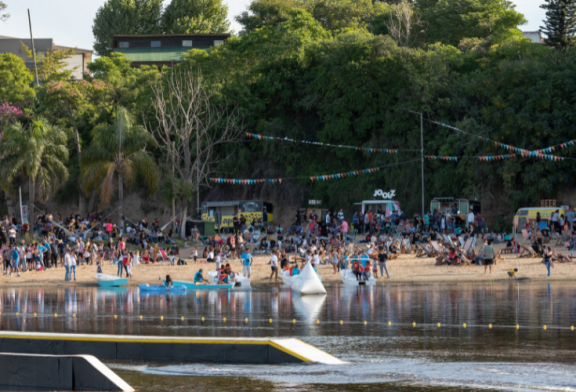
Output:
[16, 312, 18, 316]
[412, 322, 416, 327]
[316, 320, 319, 324]
[364, 321, 367, 325]
[437, 323, 441, 327]
[160, 316, 164, 321]
[201, 317, 205, 322]
[181, 316, 184, 321]
[571, 326, 574, 331]
[488, 324, 492, 329]
[543, 325, 547, 330]
[139, 315, 143, 320]
[388, 321, 391, 326]
[33, 313, 36, 317]
[73, 314, 76, 318]
[269, 318, 272, 323]
[54, 314, 57, 317]
[463, 323, 467, 328]
[114, 315, 117, 319]
[516, 324, 520, 329]
[340, 320, 343, 325]
[223, 317, 226, 322]
[293, 319, 296, 324]
[245, 318, 248, 323]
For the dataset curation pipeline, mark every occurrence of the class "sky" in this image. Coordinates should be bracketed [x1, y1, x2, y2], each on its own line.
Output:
[1, 0, 546, 51]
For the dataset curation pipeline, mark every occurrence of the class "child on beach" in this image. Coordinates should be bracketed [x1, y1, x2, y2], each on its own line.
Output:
[507, 268, 518, 279]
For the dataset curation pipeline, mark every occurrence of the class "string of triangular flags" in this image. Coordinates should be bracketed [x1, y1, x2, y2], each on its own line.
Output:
[209, 160, 426, 185]
[431, 121, 575, 160]
[246, 132, 404, 154]
[210, 167, 381, 185]
[534, 141, 576, 154]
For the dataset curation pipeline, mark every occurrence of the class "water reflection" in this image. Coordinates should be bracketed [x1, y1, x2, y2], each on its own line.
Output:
[1, 282, 575, 338]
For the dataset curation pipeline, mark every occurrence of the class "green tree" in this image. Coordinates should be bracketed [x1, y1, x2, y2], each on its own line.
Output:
[0, 118, 69, 208]
[541, 0, 576, 50]
[162, 0, 230, 34]
[82, 107, 159, 222]
[0, 53, 35, 103]
[0, 1, 9, 21]
[21, 44, 76, 81]
[235, 0, 305, 34]
[422, 0, 527, 47]
[92, 0, 163, 56]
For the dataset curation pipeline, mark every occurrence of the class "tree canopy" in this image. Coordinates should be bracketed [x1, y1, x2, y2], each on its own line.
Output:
[92, 0, 163, 56]
[0, 53, 35, 103]
[162, 0, 230, 34]
[541, 0, 576, 50]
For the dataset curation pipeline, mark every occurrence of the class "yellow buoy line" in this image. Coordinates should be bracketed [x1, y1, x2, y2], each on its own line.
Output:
[0, 312, 574, 331]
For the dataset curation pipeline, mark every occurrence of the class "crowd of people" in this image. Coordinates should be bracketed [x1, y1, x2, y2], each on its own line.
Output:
[0, 212, 183, 280]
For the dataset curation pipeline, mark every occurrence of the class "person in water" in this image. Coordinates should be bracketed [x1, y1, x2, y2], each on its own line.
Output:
[194, 269, 209, 284]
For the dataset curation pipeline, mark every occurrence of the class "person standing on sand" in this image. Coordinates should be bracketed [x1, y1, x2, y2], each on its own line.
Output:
[543, 246, 554, 278]
[377, 246, 390, 279]
[269, 249, 279, 282]
[241, 248, 253, 278]
[64, 249, 72, 281]
[483, 239, 495, 274]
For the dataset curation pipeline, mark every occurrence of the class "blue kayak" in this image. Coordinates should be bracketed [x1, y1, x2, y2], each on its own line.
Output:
[138, 284, 187, 292]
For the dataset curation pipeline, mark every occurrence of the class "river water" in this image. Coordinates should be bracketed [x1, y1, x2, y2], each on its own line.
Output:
[0, 281, 575, 391]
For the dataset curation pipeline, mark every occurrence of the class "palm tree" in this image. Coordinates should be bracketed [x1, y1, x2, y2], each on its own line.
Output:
[0, 118, 69, 210]
[82, 107, 159, 222]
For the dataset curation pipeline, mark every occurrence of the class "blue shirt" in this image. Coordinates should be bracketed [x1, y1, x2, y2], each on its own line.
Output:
[194, 272, 203, 283]
[12, 250, 19, 261]
[241, 253, 252, 266]
[352, 214, 358, 224]
[360, 254, 369, 268]
[292, 268, 300, 276]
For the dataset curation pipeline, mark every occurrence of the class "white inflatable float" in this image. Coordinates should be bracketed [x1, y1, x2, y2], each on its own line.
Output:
[291, 262, 326, 295]
[340, 269, 377, 287]
[281, 267, 322, 287]
[208, 271, 251, 288]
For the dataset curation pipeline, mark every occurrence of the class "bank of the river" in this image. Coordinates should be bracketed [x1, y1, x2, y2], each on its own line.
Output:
[1, 242, 573, 287]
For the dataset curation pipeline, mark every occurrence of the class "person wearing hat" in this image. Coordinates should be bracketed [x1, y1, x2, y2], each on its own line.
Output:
[194, 268, 209, 284]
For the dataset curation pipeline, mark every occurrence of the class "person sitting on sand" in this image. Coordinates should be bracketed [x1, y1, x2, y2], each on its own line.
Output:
[447, 247, 458, 265]
[291, 265, 300, 276]
[194, 269, 209, 284]
[507, 268, 518, 279]
[352, 260, 362, 281]
[362, 261, 372, 281]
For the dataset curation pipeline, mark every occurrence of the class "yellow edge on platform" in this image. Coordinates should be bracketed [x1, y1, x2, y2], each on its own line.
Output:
[0, 333, 317, 362]
[0, 334, 271, 346]
[268, 341, 311, 363]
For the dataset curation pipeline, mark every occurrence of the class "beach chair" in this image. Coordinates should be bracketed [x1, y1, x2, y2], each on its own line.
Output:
[554, 233, 568, 247]
[458, 236, 465, 247]
[431, 241, 451, 264]
[519, 245, 535, 258]
[402, 238, 413, 254]
[415, 243, 435, 258]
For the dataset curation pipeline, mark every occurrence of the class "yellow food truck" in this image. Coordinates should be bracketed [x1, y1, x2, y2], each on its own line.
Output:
[201, 200, 273, 230]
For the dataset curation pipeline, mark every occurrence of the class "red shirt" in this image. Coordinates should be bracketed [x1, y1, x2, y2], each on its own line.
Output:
[364, 265, 371, 272]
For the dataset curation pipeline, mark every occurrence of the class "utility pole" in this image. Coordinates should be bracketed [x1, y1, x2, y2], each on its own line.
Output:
[402, 109, 425, 217]
[196, 117, 200, 219]
[27, 9, 40, 86]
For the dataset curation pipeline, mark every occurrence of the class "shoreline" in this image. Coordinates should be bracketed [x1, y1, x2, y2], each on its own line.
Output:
[1, 247, 573, 288]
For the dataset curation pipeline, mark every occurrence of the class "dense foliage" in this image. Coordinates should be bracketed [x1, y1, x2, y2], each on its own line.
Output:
[3, 0, 576, 222]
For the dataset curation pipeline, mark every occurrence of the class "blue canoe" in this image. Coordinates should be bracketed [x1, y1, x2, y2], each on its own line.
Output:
[173, 280, 235, 290]
[138, 284, 186, 292]
[96, 273, 128, 287]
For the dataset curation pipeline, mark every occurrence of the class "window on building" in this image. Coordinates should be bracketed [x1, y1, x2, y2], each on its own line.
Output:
[119, 42, 129, 48]
[182, 40, 193, 47]
[214, 40, 225, 46]
[151, 41, 161, 48]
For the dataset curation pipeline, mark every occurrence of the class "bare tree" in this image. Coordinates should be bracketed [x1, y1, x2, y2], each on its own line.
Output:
[150, 67, 243, 238]
[0, 2, 9, 22]
[386, 2, 424, 48]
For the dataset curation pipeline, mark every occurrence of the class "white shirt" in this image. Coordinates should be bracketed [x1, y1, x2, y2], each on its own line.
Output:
[270, 254, 278, 268]
[9, 229, 16, 238]
[364, 214, 370, 224]
[337, 211, 344, 220]
[312, 254, 320, 265]
[64, 253, 76, 266]
[326, 214, 331, 224]
[552, 213, 559, 222]
[468, 212, 474, 223]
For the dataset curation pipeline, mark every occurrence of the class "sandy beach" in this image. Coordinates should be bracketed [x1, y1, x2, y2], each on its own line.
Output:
[1, 242, 574, 288]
